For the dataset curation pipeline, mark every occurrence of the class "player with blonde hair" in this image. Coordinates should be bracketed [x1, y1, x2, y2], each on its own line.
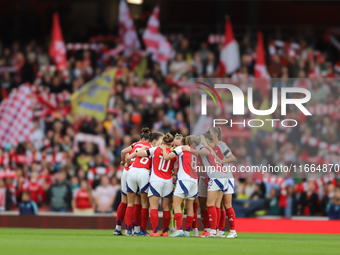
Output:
[208, 126, 237, 238]
[161, 135, 200, 237]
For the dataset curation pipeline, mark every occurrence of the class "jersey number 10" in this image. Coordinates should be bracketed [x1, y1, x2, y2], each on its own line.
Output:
[158, 156, 170, 172]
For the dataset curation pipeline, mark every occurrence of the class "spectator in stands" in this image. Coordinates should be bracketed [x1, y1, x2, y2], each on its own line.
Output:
[72, 180, 94, 215]
[169, 53, 187, 80]
[46, 171, 72, 212]
[327, 186, 340, 220]
[265, 188, 280, 216]
[20, 172, 44, 206]
[244, 178, 256, 198]
[284, 185, 298, 218]
[0, 178, 12, 211]
[319, 183, 330, 216]
[297, 181, 318, 216]
[0, 23, 339, 218]
[70, 176, 80, 195]
[94, 175, 116, 213]
[5, 177, 17, 207]
[250, 182, 265, 200]
[0, 71, 15, 100]
[19, 191, 38, 215]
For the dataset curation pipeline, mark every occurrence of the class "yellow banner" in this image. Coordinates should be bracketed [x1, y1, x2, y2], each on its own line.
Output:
[71, 69, 116, 121]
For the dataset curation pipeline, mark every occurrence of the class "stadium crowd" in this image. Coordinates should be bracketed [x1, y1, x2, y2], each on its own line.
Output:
[0, 31, 340, 219]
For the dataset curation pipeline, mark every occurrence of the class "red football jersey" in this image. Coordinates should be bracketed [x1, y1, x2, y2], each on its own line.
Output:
[148, 147, 177, 180]
[125, 141, 151, 171]
[131, 142, 152, 170]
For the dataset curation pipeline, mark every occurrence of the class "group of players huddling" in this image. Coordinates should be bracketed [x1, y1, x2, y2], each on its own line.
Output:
[113, 127, 237, 238]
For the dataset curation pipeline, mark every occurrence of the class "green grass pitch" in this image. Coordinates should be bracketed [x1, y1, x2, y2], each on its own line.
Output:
[0, 228, 339, 255]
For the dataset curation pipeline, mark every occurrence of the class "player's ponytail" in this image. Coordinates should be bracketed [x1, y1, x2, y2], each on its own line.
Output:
[140, 127, 151, 141]
[208, 126, 222, 141]
[201, 132, 218, 157]
[200, 132, 214, 148]
[163, 133, 174, 145]
[200, 134, 209, 147]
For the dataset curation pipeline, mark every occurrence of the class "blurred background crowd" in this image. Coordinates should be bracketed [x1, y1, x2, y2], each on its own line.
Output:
[0, 0, 340, 219]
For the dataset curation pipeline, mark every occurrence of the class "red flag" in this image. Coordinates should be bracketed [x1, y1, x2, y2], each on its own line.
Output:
[49, 12, 67, 72]
[254, 31, 270, 98]
[254, 31, 269, 78]
[218, 17, 240, 76]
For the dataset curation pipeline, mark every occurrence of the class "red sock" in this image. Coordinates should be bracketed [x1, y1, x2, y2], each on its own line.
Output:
[174, 213, 183, 230]
[226, 207, 236, 230]
[141, 208, 149, 233]
[216, 208, 221, 230]
[185, 216, 194, 232]
[163, 210, 171, 233]
[150, 209, 159, 233]
[201, 209, 209, 229]
[218, 210, 226, 231]
[116, 202, 127, 226]
[133, 204, 141, 227]
[207, 206, 217, 231]
[192, 203, 198, 229]
[125, 206, 134, 231]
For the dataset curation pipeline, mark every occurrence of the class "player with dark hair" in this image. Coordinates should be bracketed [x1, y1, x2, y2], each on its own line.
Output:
[114, 127, 152, 236]
[137, 133, 177, 237]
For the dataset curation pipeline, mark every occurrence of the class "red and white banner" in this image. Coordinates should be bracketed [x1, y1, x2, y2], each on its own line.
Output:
[73, 133, 106, 154]
[207, 34, 224, 44]
[66, 43, 104, 51]
[128, 87, 158, 97]
[0, 84, 34, 147]
[49, 12, 67, 72]
[119, 0, 140, 57]
[268, 40, 300, 58]
[296, 177, 335, 193]
[11, 152, 66, 165]
[0, 170, 16, 179]
[143, 5, 172, 75]
[102, 44, 126, 59]
[301, 136, 340, 154]
[218, 17, 240, 76]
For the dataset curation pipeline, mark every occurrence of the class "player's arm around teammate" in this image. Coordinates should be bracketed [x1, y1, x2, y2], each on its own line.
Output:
[208, 127, 237, 238]
[163, 136, 200, 237]
[137, 133, 175, 237]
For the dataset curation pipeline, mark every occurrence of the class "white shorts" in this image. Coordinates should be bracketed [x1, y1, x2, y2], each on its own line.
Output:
[198, 176, 208, 198]
[148, 178, 173, 198]
[208, 178, 234, 194]
[174, 180, 198, 200]
[223, 178, 235, 195]
[121, 169, 128, 195]
[126, 167, 150, 194]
